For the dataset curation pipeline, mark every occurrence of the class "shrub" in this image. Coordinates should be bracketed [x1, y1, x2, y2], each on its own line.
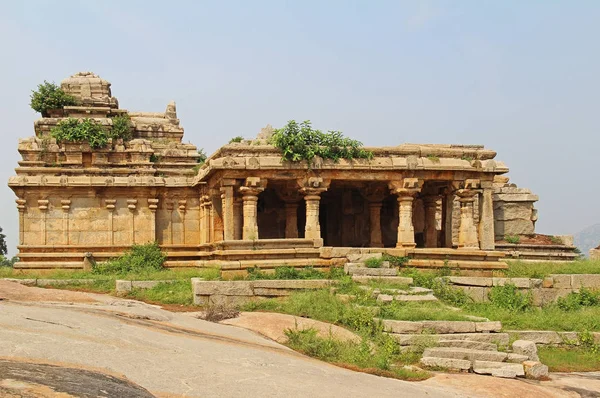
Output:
[229, 136, 244, 143]
[246, 265, 325, 280]
[505, 235, 520, 244]
[0, 255, 18, 268]
[50, 118, 109, 149]
[557, 288, 600, 311]
[364, 257, 383, 268]
[270, 120, 373, 164]
[488, 283, 532, 311]
[110, 114, 133, 141]
[197, 148, 207, 164]
[30, 81, 78, 116]
[382, 254, 409, 267]
[93, 242, 166, 274]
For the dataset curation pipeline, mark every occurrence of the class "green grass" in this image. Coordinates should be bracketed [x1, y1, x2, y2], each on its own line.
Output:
[125, 280, 194, 305]
[504, 259, 600, 278]
[0, 267, 219, 281]
[538, 346, 600, 372]
[379, 301, 480, 322]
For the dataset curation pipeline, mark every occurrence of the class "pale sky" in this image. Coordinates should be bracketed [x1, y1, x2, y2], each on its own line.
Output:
[1, 1, 599, 255]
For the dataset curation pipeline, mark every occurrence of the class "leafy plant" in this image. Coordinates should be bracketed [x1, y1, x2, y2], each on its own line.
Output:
[505, 235, 521, 244]
[246, 265, 325, 280]
[110, 114, 133, 141]
[270, 120, 373, 164]
[364, 257, 383, 268]
[0, 255, 18, 267]
[149, 153, 159, 163]
[557, 288, 600, 311]
[50, 118, 109, 149]
[93, 242, 166, 274]
[382, 254, 409, 267]
[461, 155, 474, 162]
[197, 148, 207, 164]
[0, 226, 6, 256]
[229, 136, 244, 143]
[488, 283, 532, 311]
[30, 81, 78, 116]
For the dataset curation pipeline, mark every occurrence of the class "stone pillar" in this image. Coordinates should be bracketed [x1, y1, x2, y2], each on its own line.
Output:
[16, 199, 26, 245]
[456, 180, 480, 249]
[220, 179, 236, 241]
[478, 182, 495, 250]
[178, 200, 187, 244]
[38, 199, 49, 245]
[61, 200, 71, 245]
[127, 199, 137, 245]
[368, 202, 383, 247]
[239, 177, 266, 240]
[303, 193, 322, 240]
[166, 200, 174, 244]
[234, 197, 243, 240]
[389, 178, 421, 248]
[148, 198, 159, 242]
[105, 199, 116, 246]
[423, 196, 439, 248]
[284, 202, 299, 238]
[442, 192, 455, 248]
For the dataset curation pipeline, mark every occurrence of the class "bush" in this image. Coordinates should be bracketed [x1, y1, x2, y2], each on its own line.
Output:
[93, 242, 166, 275]
[557, 288, 600, 311]
[382, 254, 409, 267]
[246, 265, 325, 280]
[197, 148, 207, 164]
[228, 136, 244, 143]
[51, 118, 109, 149]
[270, 120, 373, 163]
[30, 81, 78, 116]
[505, 235, 520, 244]
[364, 257, 383, 268]
[0, 256, 18, 268]
[488, 283, 532, 311]
[110, 114, 133, 141]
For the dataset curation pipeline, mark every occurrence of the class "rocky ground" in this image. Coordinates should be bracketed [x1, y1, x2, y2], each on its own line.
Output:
[0, 280, 599, 398]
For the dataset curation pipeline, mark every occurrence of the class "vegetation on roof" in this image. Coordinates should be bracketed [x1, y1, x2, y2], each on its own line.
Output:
[30, 81, 78, 117]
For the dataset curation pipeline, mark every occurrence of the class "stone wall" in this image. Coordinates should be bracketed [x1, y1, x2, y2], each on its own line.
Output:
[443, 275, 600, 306]
[492, 176, 538, 239]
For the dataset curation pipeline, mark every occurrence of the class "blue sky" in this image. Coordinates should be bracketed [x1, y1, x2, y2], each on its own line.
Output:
[1, 1, 598, 254]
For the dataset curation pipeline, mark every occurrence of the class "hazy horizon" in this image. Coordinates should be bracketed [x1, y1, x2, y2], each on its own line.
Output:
[1, 1, 599, 255]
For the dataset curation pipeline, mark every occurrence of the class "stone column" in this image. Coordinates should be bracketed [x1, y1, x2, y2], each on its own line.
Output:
[234, 197, 243, 240]
[220, 179, 236, 241]
[389, 178, 421, 248]
[443, 192, 454, 248]
[61, 200, 71, 245]
[178, 200, 187, 244]
[423, 196, 439, 248]
[16, 199, 26, 245]
[456, 180, 480, 249]
[478, 182, 495, 250]
[105, 199, 116, 246]
[298, 177, 329, 243]
[38, 199, 49, 245]
[284, 202, 299, 239]
[166, 200, 174, 244]
[148, 198, 159, 242]
[239, 177, 266, 240]
[368, 201, 383, 248]
[127, 199, 137, 245]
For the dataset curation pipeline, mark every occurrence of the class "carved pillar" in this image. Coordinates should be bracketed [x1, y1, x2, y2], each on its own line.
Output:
[148, 198, 159, 242]
[365, 184, 385, 248]
[478, 181, 495, 250]
[166, 200, 175, 244]
[234, 197, 243, 240]
[423, 195, 439, 248]
[178, 200, 187, 244]
[61, 200, 71, 245]
[299, 177, 329, 243]
[105, 199, 116, 246]
[16, 199, 26, 245]
[389, 178, 421, 248]
[200, 195, 211, 244]
[127, 199, 137, 245]
[38, 199, 49, 245]
[239, 177, 266, 240]
[284, 203, 299, 239]
[456, 179, 480, 249]
[220, 179, 236, 241]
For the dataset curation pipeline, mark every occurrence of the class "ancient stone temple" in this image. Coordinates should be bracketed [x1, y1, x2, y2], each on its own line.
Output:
[8, 72, 574, 273]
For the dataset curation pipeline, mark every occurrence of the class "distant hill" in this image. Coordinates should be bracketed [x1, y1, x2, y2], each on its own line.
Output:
[574, 223, 600, 257]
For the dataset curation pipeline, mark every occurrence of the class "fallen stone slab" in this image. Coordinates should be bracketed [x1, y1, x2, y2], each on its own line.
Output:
[423, 347, 508, 363]
[351, 276, 413, 285]
[475, 321, 502, 333]
[437, 340, 498, 351]
[381, 320, 423, 334]
[512, 340, 539, 361]
[523, 360, 549, 380]
[421, 321, 476, 334]
[506, 353, 529, 363]
[409, 287, 433, 294]
[447, 277, 493, 287]
[377, 294, 394, 303]
[346, 267, 398, 277]
[389, 333, 510, 347]
[472, 361, 524, 378]
[395, 294, 438, 302]
[420, 357, 471, 371]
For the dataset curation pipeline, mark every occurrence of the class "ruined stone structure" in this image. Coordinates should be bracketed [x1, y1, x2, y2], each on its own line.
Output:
[9, 72, 567, 273]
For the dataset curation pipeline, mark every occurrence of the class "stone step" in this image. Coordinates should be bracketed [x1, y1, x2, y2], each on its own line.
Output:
[389, 332, 510, 347]
[472, 360, 524, 378]
[422, 347, 508, 362]
[351, 276, 413, 285]
[437, 340, 498, 351]
[344, 264, 398, 277]
[381, 320, 501, 334]
[419, 357, 471, 371]
[376, 294, 438, 303]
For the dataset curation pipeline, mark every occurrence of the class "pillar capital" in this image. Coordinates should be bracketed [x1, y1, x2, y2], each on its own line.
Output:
[37, 199, 49, 212]
[298, 176, 330, 195]
[148, 198, 159, 213]
[16, 199, 26, 212]
[239, 177, 266, 197]
[388, 178, 422, 197]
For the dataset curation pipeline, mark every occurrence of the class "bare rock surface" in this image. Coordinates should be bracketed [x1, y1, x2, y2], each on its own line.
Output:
[220, 311, 361, 343]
